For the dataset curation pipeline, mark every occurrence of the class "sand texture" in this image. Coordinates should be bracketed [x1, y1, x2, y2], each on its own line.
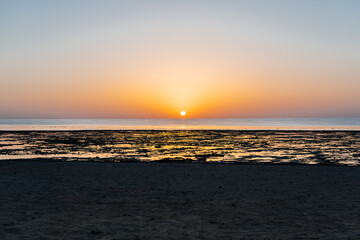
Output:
[1, 162, 360, 239]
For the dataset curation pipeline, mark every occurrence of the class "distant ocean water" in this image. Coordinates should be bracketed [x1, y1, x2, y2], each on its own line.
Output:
[0, 118, 360, 130]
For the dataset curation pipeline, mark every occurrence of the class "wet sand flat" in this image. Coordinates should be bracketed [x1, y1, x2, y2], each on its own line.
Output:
[1, 130, 360, 165]
[1, 162, 360, 239]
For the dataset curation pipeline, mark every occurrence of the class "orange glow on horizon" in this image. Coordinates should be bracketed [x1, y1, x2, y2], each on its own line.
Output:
[2, 42, 359, 119]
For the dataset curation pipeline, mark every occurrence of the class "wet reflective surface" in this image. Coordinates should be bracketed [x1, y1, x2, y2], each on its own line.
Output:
[0, 130, 359, 165]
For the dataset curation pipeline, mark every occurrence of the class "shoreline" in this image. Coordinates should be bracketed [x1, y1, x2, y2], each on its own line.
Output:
[1, 130, 359, 165]
[1, 127, 360, 131]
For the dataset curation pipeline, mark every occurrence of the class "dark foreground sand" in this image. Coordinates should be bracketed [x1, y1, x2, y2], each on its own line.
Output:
[1, 162, 360, 239]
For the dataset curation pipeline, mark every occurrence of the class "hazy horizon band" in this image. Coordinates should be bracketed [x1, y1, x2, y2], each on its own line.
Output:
[1, 118, 360, 131]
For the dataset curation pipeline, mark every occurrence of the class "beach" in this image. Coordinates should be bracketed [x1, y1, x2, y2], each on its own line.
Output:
[1, 130, 360, 239]
[1, 162, 360, 239]
[3, 0, 360, 238]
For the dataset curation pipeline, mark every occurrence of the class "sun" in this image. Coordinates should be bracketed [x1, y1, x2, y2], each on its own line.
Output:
[180, 111, 186, 116]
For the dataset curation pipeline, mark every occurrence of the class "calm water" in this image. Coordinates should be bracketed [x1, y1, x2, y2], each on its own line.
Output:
[0, 118, 360, 130]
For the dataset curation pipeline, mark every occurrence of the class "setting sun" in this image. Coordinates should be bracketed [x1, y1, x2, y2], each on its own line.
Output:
[180, 111, 186, 116]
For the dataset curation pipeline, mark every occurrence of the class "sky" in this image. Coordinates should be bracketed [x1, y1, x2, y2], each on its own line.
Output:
[1, 0, 360, 119]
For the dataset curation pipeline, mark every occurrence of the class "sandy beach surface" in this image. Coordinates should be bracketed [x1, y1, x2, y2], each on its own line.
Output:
[1, 162, 360, 239]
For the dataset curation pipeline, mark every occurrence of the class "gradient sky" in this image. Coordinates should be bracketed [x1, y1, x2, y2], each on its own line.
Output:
[1, 0, 360, 118]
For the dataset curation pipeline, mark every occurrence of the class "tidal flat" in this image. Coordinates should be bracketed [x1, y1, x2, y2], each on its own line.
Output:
[0, 130, 360, 165]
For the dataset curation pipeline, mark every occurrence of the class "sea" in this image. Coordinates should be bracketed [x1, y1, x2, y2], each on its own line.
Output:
[0, 118, 360, 130]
